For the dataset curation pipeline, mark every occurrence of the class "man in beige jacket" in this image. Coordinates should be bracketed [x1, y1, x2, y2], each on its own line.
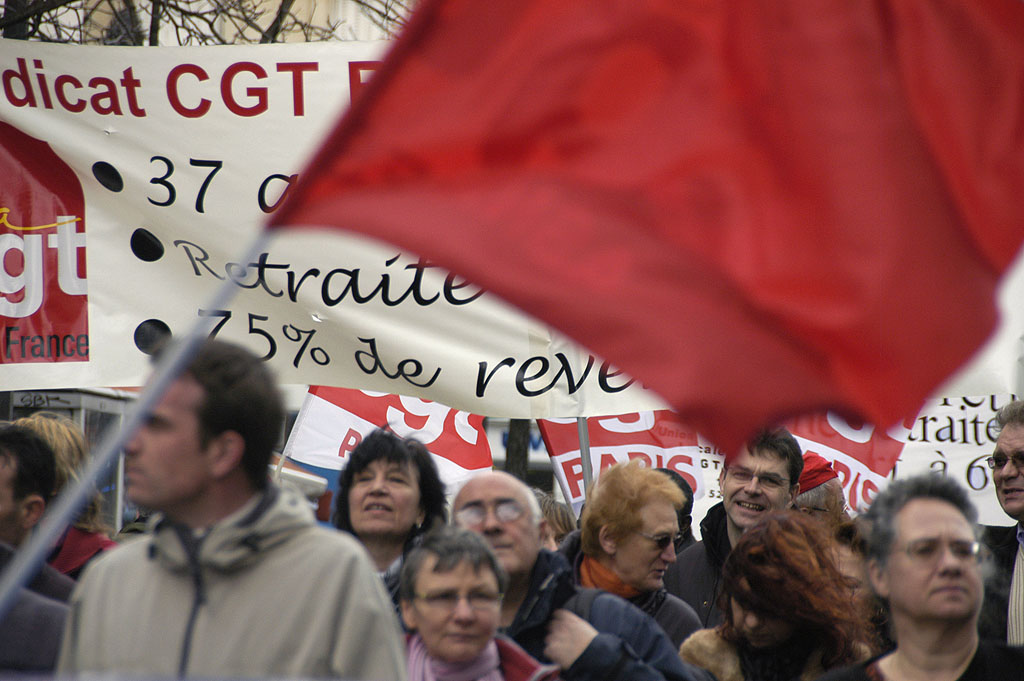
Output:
[58, 339, 405, 679]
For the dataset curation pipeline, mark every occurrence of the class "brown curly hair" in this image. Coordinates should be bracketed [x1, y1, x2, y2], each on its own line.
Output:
[719, 510, 869, 667]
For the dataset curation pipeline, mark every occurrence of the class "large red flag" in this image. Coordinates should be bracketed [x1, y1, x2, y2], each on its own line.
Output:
[271, 0, 1024, 454]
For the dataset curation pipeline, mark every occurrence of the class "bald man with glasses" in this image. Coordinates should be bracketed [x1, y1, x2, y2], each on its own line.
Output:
[980, 400, 1024, 642]
[453, 471, 713, 681]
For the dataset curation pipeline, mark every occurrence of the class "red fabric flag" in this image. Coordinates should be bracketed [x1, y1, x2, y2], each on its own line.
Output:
[271, 0, 1024, 454]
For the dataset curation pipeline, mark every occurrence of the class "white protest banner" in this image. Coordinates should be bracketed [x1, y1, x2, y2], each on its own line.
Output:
[788, 396, 1014, 526]
[541, 395, 1017, 528]
[282, 386, 493, 497]
[0, 39, 666, 418]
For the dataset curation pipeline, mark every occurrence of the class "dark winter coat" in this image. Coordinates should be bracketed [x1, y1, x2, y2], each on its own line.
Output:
[557, 530, 702, 647]
[979, 523, 1018, 641]
[672, 502, 732, 628]
[0, 587, 67, 672]
[505, 549, 713, 681]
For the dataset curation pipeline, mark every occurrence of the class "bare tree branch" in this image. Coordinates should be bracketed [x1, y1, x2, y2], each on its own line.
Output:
[0, 0, 396, 44]
[147, 0, 159, 44]
[349, 0, 410, 35]
[1, 0, 79, 31]
[260, 0, 293, 43]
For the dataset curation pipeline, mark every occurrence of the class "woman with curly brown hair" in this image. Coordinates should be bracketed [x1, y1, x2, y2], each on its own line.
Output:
[679, 510, 871, 681]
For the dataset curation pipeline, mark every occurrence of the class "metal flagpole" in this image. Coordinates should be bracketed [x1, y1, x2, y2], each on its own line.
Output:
[576, 416, 593, 501]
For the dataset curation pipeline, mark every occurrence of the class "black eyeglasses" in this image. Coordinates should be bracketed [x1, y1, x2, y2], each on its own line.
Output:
[986, 453, 1024, 471]
[636, 531, 684, 550]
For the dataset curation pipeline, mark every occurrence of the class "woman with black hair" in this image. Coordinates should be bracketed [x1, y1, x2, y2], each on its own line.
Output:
[334, 429, 447, 605]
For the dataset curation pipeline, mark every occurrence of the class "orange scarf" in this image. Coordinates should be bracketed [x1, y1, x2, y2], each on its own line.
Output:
[579, 555, 642, 599]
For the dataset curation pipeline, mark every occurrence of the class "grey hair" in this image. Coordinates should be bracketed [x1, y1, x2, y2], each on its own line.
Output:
[399, 526, 508, 602]
[795, 482, 831, 509]
[522, 482, 543, 525]
[862, 474, 978, 567]
[996, 400, 1024, 432]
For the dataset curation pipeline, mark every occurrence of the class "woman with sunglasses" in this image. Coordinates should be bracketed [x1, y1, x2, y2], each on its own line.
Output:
[680, 511, 870, 681]
[558, 460, 702, 647]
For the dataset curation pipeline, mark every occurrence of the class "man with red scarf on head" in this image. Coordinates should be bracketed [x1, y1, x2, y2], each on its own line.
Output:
[795, 453, 849, 531]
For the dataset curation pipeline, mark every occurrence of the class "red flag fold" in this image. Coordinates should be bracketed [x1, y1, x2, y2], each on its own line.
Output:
[272, 0, 1024, 454]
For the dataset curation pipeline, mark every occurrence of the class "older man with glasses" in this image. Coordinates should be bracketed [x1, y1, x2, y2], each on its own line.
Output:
[795, 451, 850, 532]
[979, 399, 1024, 643]
[557, 460, 701, 647]
[817, 474, 1024, 681]
[452, 470, 713, 681]
[673, 427, 803, 628]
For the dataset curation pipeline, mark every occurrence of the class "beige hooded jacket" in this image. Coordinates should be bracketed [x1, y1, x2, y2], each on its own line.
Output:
[58, 484, 406, 680]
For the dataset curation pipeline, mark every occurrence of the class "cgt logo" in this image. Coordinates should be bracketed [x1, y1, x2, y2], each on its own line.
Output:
[0, 121, 88, 363]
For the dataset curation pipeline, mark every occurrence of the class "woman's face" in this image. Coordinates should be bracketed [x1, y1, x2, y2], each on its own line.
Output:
[835, 544, 869, 604]
[348, 458, 424, 542]
[730, 597, 795, 649]
[602, 499, 679, 592]
[401, 558, 502, 663]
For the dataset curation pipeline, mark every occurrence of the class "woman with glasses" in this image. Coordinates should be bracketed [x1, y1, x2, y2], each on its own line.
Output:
[680, 511, 870, 681]
[818, 474, 1024, 681]
[400, 526, 561, 681]
[558, 460, 702, 647]
[334, 429, 447, 606]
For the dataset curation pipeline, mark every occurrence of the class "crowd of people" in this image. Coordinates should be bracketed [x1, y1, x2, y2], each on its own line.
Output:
[2, 338, 1024, 681]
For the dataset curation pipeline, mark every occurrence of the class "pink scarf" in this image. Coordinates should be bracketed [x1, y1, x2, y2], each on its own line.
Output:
[406, 633, 504, 681]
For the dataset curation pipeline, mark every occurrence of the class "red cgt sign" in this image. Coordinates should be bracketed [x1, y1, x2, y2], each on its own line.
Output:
[0, 122, 88, 364]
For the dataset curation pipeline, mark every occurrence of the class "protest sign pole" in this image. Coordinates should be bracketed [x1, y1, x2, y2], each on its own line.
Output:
[272, 451, 289, 482]
[0, 233, 271, 623]
[576, 416, 593, 495]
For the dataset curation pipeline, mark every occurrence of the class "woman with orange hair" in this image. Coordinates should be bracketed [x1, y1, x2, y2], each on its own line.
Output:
[559, 459, 702, 647]
[679, 511, 870, 681]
